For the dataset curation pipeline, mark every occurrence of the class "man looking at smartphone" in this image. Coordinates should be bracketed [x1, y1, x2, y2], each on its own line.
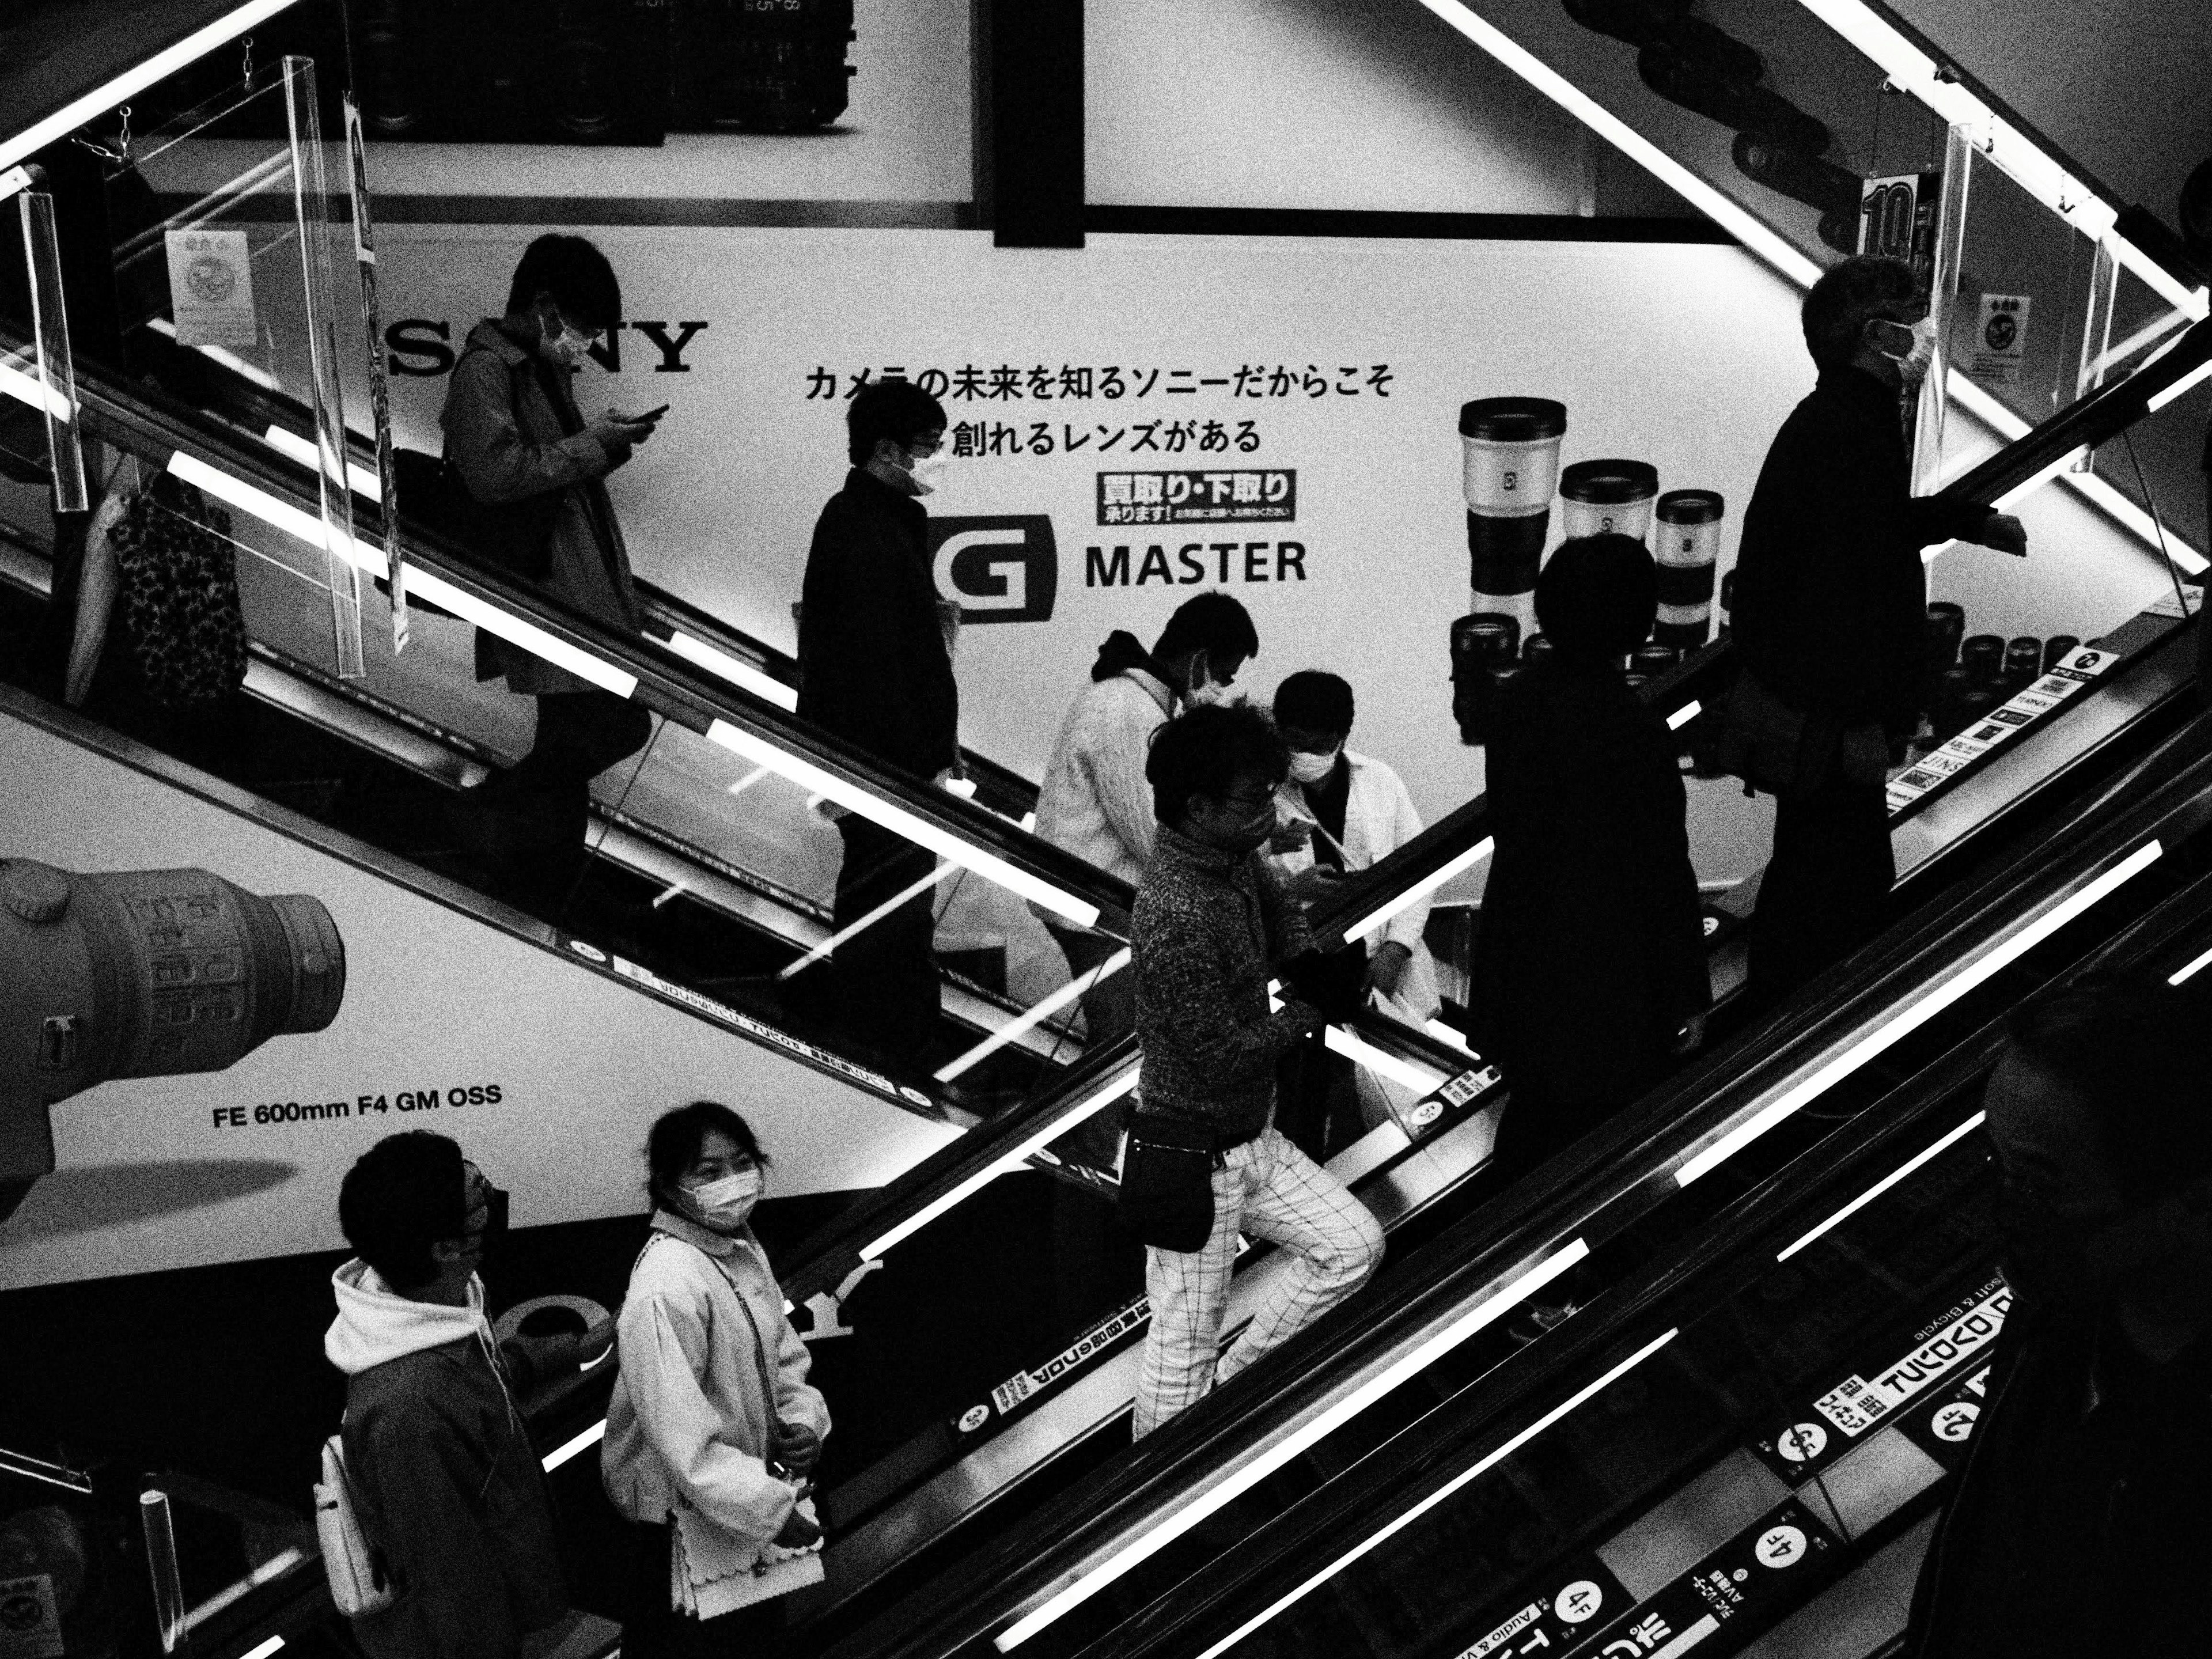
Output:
[445, 233, 661, 919]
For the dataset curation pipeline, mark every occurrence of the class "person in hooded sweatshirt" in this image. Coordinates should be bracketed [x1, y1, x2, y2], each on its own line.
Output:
[443, 233, 659, 917]
[327, 1131, 607, 1659]
[1032, 590, 1262, 1054]
[601, 1102, 829, 1659]
[1474, 534, 1711, 1182]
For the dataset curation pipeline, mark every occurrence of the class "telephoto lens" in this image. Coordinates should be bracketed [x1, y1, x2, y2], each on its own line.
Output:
[1558, 459, 1661, 544]
[1718, 567, 1736, 637]
[1929, 665, 1978, 742]
[1450, 613, 1522, 744]
[1960, 634, 2005, 684]
[2003, 636, 2043, 685]
[1631, 643, 1680, 679]
[1925, 602, 1965, 668]
[2043, 635, 2081, 672]
[1653, 489, 1724, 649]
[1522, 632, 1555, 665]
[1460, 398, 1567, 649]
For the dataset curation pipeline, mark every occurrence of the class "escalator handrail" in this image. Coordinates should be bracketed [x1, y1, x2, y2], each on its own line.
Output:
[17, 329, 1132, 925]
[830, 711, 2212, 1659]
[1309, 314, 2212, 960]
[1092, 857, 2212, 1659]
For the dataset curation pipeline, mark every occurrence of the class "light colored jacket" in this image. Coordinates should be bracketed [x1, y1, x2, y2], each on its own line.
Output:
[1032, 667, 1175, 893]
[441, 319, 641, 695]
[1269, 751, 1442, 1021]
[601, 1211, 831, 1614]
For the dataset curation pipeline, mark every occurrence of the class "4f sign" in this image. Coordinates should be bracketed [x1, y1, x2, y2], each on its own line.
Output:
[929, 516, 1059, 625]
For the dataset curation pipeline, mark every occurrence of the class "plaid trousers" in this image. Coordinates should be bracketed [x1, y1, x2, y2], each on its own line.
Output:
[1133, 1124, 1384, 1438]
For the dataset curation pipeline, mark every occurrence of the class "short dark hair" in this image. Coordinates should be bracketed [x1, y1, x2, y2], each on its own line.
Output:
[1153, 592, 1259, 665]
[505, 234, 622, 334]
[1801, 256, 1921, 368]
[1146, 702, 1288, 825]
[847, 380, 949, 465]
[1536, 534, 1658, 659]
[645, 1101, 770, 1211]
[2006, 975, 2212, 1206]
[1273, 671, 1354, 737]
[339, 1131, 466, 1290]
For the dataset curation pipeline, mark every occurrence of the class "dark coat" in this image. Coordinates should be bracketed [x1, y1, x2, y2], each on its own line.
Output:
[1905, 1302, 2212, 1658]
[342, 1338, 566, 1659]
[1472, 661, 1710, 1110]
[1730, 366, 1993, 736]
[797, 469, 959, 779]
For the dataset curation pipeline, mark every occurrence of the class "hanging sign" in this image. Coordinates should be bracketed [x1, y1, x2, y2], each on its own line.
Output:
[1966, 294, 2031, 387]
[164, 228, 258, 350]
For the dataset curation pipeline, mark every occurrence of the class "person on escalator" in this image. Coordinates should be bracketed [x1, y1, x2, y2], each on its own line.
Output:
[1264, 669, 1441, 1158]
[1128, 703, 1385, 1438]
[444, 234, 658, 921]
[602, 1101, 828, 1659]
[1904, 975, 2212, 1658]
[326, 1131, 611, 1659]
[1475, 535, 1709, 1192]
[1729, 256, 2027, 1003]
[795, 378, 960, 1074]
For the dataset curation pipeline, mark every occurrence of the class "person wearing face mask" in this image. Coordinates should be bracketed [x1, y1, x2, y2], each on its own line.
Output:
[602, 1102, 829, 1658]
[1903, 975, 2212, 1658]
[444, 234, 658, 922]
[1729, 256, 2028, 1006]
[1127, 703, 1386, 1436]
[1264, 670, 1440, 1156]
[795, 378, 961, 1073]
[326, 1132, 608, 1659]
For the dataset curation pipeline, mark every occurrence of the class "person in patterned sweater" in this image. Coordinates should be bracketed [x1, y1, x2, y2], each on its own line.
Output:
[1128, 703, 1384, 1436]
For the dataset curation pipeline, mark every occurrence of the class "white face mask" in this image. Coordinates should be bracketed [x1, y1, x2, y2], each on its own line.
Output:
[1287, 747, 1340, 786]
[1185, 655, 1236, 708]
[682, 1168, 762, 1231]
[1876, 315, 1938, 383]
[540, 313, 596, 371]
[906, 447, 950, 495]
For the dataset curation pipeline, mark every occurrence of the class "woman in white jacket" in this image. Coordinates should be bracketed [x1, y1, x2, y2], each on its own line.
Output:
[601, 1103, 829, 1658]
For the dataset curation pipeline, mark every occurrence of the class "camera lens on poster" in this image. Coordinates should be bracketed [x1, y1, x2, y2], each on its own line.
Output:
[2043, 635, 2080, 672]
[1652, 488, 1724, 650]
[1631, 643, 1680, 679]
[1930, 665, 1978, 741]
[1459, 398, 1567, 646]
[1925, 602, 1965, 668]
[1450, 612, 1522, 744]
[1522, 632, 1555, 666]
[2003, 637, 2043, 685]
[1718, 567, 1737, 638]
[1558, 459, 1661, 545]
[1960, 635, 2005, 684]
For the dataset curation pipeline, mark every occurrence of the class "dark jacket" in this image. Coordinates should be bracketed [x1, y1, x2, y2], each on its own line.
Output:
[326, 1263, 565, 1659]
[1472, 661, 1710, 1110]
[1731, 366, 1994, 736]
[442, 319, 641, 694]
[1905, 1300, 2212, 1657]
[797, 468, 959, 778]
[1134, 825, 1316, 1143]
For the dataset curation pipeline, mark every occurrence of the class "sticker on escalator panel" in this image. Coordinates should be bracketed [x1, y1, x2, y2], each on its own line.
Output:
[165, 228, 259, 350]
[1886, 646, 2117, 816]
[1444, 1557, 1628, 1659]
[985, 1294, 1150, 1418]
[957, 1404, 991, 1434]
[1561, 1501, 1838, 1659]
[1898, 1361, 1994, 1470]
[1809, 1279, 2009, 1438]
[0, 1573, 64, 1659]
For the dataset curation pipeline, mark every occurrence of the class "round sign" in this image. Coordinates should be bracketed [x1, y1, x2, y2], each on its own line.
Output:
[957, 1404, 991, 1434]
[1755, 1525, 1807, 1569]
[1931, 1402, 1980, 1442]
[186, 255, 238, 304]
[567, 940, 608, 963]
[1775, 1422, 1827, 1463]
[1554, 1580, 1604, 1624]
[1409, 1100, 1444, 1128]
[900, 1085, 934, 1107]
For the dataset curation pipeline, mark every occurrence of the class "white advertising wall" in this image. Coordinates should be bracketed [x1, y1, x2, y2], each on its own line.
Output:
[0, 713, 962, 1290]
[363, 224, 2176, 897]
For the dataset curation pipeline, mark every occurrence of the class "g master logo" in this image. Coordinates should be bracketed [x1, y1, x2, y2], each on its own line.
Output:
[928, 516, 1058, 626]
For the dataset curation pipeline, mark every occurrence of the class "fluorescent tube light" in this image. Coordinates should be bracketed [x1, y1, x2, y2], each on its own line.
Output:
[1677, 839, 2162, 1186]
[1341, 836, 1494, 944]
[0, 165, 32, 203]
[994, 1238, 1594, 1650]
[1191, 1328, 1681, 1659]
[1410, 1, 1820, 287]
[183, 1548, 309, 1633]
[0, 358, 69, 420]
[239, 1638, 286, 1659]
[1425, 1018, 1474, 1052]
[706, 718, 1101, 927]
[660, 629, 801, 712]
[540, 1418, 607, 1472]
[145, 315, 282, 392]
[859, 1065, 1140, 1261]
[166, 450, 640, 695]
[0, 0, 306, 172]
[2168, 944, 2212, 986]
[1324, 1025, 1448, 1094]
[1775, 1111, 1987, 1260]
[1667, 699, 1702, 730]
[2147, 356, 2212, 415]
[937, 946, 1130, 1082]
[262, 423, 380, 499]
[779, 862, 955, 980]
